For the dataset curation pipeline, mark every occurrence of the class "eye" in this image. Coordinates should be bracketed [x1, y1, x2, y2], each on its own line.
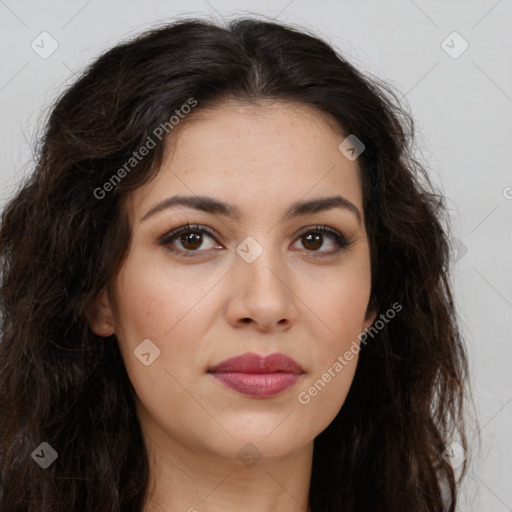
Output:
[158, 223, 353, 258]
[159, 223, 221, 257]
[291, 225, 353, 257]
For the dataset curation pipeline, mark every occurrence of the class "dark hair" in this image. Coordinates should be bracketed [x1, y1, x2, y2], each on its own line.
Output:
[0, 15, 475, 511]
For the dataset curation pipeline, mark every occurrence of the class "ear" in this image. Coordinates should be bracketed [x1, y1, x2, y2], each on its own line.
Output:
[361, 305, 377, 332]
[87, 288, 115, 337]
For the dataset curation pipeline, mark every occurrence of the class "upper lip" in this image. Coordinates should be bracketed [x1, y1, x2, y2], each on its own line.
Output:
[208, 352, 304, 374]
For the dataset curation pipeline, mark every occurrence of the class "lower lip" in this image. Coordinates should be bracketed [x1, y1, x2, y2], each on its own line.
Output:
[210, 372, 302, 398]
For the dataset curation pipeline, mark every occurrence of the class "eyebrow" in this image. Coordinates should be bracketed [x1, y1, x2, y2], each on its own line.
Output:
[140, 193, 362, 225]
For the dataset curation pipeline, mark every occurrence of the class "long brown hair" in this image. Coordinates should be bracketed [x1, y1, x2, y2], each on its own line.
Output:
[0, 16, 475, 511]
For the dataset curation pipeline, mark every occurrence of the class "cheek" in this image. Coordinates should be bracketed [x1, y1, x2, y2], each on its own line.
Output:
[112, 250, 215, 340]
[305, 264, 371, 344]
[295, 286, 366, 435]
[110, 254, 205, 419]
[295, 350, 359, 440]
[294, 264, 371, 429]
[110, 250, 218, 403]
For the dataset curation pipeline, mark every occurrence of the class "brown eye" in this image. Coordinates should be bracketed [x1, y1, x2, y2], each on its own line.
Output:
[301, 232, 323, 251]
[159, 224, 221, 257]
[292, 226, 352, 257]
[159, 223, 352, 259]
[179, 231, 203, 251]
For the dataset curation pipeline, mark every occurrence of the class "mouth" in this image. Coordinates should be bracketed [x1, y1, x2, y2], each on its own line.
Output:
[207, 352, 304, 399]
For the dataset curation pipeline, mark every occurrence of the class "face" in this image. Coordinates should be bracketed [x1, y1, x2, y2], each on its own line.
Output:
[91, 99, 376, 464]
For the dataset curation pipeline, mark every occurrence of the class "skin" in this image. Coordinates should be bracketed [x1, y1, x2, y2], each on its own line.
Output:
[90, 98, 377, 512]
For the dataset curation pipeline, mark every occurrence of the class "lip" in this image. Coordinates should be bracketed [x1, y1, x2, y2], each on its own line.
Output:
[208, 352, 304, 398]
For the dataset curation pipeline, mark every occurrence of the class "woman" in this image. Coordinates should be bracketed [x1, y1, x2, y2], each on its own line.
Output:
[0, 16, 474, 511]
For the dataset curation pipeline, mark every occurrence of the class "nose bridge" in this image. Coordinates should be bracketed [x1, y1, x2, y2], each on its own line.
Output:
[235, 233, 287, 294]
[228, 232, 296, 328]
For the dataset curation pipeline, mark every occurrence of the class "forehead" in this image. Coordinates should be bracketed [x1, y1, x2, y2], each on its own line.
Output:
[127, 99, 363, 224]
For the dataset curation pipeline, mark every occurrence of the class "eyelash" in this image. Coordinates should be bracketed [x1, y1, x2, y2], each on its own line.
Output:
[158, 222, 353, 259]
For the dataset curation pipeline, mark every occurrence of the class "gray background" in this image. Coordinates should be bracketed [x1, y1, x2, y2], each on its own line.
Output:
[1, 1, 511, 510]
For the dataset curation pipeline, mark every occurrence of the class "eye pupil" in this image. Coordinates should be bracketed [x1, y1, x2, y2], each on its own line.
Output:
[303, 233, 322, 251]
[181, 231, 202, 250]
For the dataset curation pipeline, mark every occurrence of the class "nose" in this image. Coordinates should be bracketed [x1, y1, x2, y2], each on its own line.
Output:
[224, 243, 297, 332]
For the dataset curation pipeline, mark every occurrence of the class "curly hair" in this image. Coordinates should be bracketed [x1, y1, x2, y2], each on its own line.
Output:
[0, 15, 474, 511]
